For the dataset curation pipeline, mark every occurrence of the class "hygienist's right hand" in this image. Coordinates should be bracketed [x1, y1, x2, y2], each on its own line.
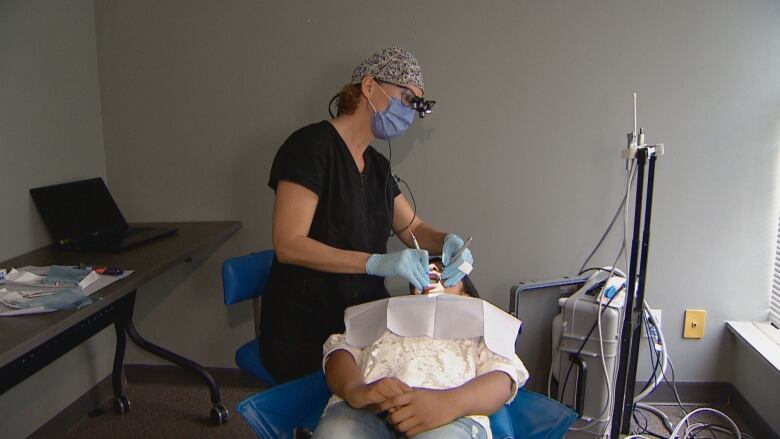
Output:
[366, 249, 429, 291]
[344, 377, 412, 410]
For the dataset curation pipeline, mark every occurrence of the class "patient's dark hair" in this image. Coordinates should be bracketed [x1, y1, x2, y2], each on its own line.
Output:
[409, 274, 480, 298]
[461, 275, 480, 298]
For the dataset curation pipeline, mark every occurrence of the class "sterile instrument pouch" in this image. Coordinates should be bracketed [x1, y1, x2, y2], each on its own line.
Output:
[1, 288, 93, 310]
[43, 265, 92, 287]
[25, 288, 93, 310]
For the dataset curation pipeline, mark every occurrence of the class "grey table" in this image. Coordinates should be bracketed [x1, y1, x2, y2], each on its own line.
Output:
[0, 221, 241, 425]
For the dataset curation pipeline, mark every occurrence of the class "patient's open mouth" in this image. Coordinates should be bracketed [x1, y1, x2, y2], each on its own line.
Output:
[423, 266, 442, 291]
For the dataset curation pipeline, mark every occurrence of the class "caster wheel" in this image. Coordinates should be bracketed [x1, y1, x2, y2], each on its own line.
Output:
[210, 404, 229, 425]
[113, 395, 131, 414]
[294, 427, 314, 439]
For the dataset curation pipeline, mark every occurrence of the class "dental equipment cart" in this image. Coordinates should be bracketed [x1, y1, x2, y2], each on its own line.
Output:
[511, 274, 627, 439]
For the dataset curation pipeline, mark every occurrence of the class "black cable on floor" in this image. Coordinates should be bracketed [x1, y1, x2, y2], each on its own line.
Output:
[632, 406, 648, 433]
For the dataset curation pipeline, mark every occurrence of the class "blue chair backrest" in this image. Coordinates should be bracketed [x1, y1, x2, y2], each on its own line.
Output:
[222, 250, 275, 305]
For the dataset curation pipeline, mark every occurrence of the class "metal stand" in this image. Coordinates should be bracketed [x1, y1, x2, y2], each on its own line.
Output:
[610, 147, 658, 437]
[111, 290, 229, 424]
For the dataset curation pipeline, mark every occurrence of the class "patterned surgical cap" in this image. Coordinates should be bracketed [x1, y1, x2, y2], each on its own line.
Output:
[351, 47, 424, 92]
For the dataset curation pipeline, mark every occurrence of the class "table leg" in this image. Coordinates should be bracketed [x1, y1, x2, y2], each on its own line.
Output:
[122, 292, 228, 424]
[112, 319, 131, 414]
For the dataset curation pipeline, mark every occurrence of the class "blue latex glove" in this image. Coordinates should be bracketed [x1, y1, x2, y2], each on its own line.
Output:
[366, 249, 429, 291]
[441, 233, 474, 287]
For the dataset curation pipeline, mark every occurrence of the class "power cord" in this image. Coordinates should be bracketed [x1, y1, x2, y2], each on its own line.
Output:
[560, 162, 636, 433]
[382, 140, 417, 239]
[564, 160, 637, 432]
[394, 175, 417, 235]
[629, 305, 751, 439]
[633, 406, 649, 434]
[671, 407, 742, 438]
[383, 140, 396, 236]
[634, 313, 673, 436]
[639, 307, 689, 433]
[637, 312, 663, 399]
[578, 162, 638, 275]
[558, 271, 625, 432]
[327, 97, 418, 241]
[565, 270, 625, 432]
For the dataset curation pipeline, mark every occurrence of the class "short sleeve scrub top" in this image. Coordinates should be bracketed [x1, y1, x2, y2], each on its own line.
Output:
[261, 121, 401, 382]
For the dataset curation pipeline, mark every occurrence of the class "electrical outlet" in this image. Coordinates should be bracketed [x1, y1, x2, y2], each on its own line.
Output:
[642, 308, 662, 338]
[683, 309, 706, 339]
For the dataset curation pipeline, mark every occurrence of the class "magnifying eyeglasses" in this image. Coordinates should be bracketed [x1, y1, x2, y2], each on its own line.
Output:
[327, 90, 437, 118]
[411, 96, 436, 118]
[376, 79, 436, 119]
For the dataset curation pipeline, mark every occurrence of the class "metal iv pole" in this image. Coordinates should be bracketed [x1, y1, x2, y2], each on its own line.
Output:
[610, 94, 663, 437]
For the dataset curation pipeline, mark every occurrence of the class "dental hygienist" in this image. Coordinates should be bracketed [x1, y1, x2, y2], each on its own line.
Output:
[260, 47, 474, 382]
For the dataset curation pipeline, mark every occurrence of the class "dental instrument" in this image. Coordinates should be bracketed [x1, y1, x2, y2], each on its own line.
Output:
[450, 236, 472, 262]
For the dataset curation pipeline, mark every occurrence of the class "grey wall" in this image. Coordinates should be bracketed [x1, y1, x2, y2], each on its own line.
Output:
[0, 0, 107, 260]
[0, 1, 111, 438]
[94, 0, 780, 384]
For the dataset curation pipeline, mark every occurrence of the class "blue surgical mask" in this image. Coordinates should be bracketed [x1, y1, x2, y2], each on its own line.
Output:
[367, 85, 416, 140]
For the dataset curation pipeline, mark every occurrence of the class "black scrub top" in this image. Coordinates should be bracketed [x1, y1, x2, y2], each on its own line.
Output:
[259, 121, 400, 382]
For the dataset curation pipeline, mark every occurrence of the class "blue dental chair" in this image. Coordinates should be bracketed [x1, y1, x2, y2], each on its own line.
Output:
[237, 370, 576, 439]
[225, 250, 577, 438]
[222, 249, 277, 386]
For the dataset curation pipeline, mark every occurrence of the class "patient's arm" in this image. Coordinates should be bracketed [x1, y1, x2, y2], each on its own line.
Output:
[448, 370, 514, 415]
[378, 371, 513, 437]
[325, 350, 412, 410]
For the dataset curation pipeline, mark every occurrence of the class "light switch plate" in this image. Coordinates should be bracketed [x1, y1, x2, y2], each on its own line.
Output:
[684, 309, 706, 339]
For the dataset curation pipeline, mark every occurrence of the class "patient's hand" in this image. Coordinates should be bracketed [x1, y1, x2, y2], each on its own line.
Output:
[344, 377, 412, 411]
[378, 388, 461, 437]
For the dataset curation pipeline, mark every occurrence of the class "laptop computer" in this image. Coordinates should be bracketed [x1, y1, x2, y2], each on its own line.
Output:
[30, 177, 178, 251]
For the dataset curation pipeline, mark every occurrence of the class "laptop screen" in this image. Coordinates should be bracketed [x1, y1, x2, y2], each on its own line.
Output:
[30, 178, 128, 244]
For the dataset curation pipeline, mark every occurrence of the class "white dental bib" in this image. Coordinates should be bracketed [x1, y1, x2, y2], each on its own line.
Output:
[344, 294, 522, 360]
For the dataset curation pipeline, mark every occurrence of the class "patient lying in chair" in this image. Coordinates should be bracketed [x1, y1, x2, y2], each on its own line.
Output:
[313, 260, 529, 439]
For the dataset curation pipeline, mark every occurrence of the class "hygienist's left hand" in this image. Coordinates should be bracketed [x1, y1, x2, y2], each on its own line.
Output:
[378, 388, 461, 437]
[441, 234, 474, 287]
